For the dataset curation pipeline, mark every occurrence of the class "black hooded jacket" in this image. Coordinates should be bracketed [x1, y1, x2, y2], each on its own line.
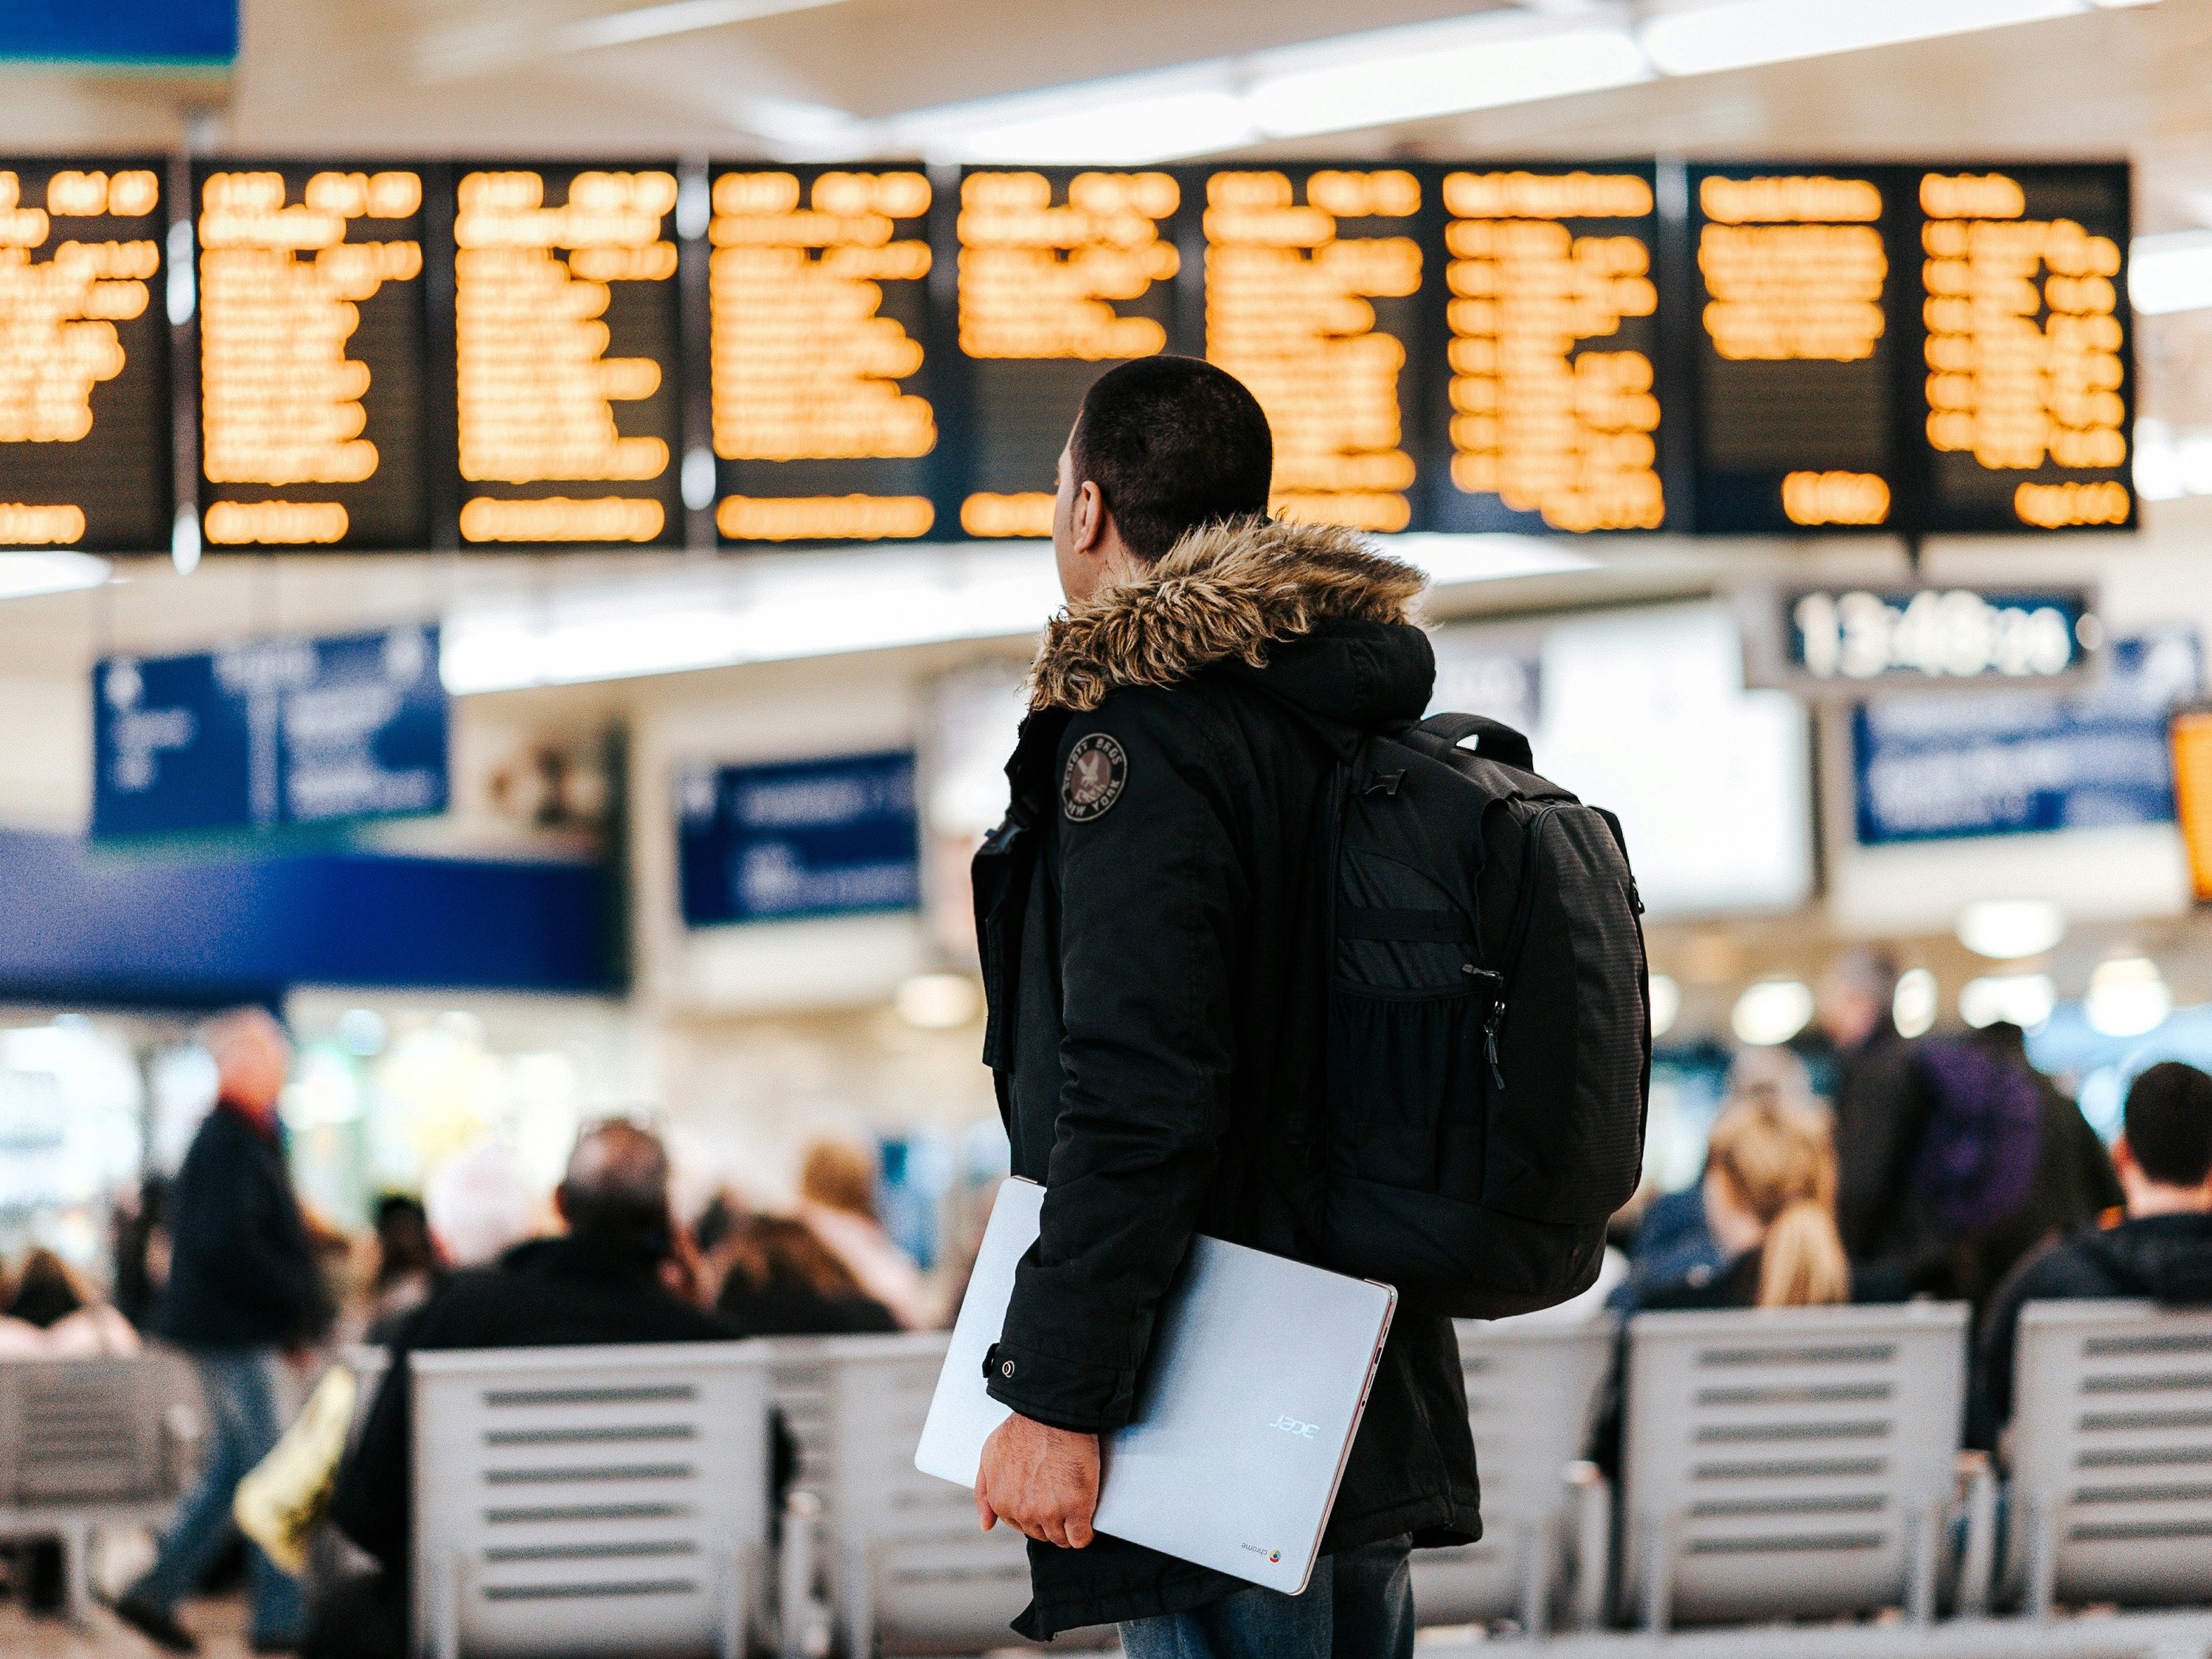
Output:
[1972, 1211, 2212, 1447]
[973, 520, 1482, 1638]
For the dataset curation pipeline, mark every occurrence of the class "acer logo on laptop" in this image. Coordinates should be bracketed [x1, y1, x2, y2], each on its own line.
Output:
[1269, 1414, 1318, 1439]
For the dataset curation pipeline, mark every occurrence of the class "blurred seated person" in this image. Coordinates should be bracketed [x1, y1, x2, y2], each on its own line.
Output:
[1638, 1090, 1851, 1313]
[0, 1248, 140, 1357]
[796, 1138, 931, 1329]
[361, 1196, 439, 1343]
[1972, 1060, 2212, 1451]
[1610, 1048, 1821, 1311]
[1590, 1091, 1851, 1478]
[716, 1214, 900, 1337]
[422, 1138, 540, 1269]
[310, 1121, 730, 1659]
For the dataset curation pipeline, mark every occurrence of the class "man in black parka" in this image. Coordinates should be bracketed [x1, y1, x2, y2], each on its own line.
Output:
[970, 358, 1481, 1657]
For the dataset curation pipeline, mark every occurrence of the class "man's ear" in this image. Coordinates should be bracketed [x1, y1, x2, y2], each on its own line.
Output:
[552, 1183, 571, 1225]
[2112, 1136, 2138, 1180]
[1070, 478, 1107, 555]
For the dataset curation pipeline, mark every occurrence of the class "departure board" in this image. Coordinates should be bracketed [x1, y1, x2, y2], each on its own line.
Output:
[1687, 165, 1903, 535]
[193, 164, 430, 549]
[450, 164, 683, 548]
[0, 158, 169, 552]
[953, 167, 1185, 538]
[710, 166, 939, 546]
[1426, 165, 1666, 534]
[1913, 165, 2133, 533]
[1200, 167, 1426, 532]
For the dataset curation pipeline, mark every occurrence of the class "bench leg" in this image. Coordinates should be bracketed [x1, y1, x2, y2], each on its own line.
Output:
[1638, 1514, 1674, 1636]
[2024, 1492, 2058, 1623]
[1904, 1503, 1938, 1629]
[779, 1492, 821, 1659]
[434, 1551, 463, 1659]
[1517, 1514, 1552, 1640]
[717, 1547, 746, 1659]
[835, 1543, 873, 1659]
[60, 1520, 92, 1627]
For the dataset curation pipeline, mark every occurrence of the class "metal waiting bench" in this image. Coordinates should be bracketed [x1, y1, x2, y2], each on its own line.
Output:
[2004, 1301, 2212, 1618]
[1412, 1318, 1616, 1635]
[408, 1342, 773, 1659]
[1616, 1302, 1971, 1632]
[0, 1352, 199, 1624]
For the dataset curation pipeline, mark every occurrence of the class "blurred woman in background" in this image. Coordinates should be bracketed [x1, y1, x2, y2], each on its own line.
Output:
[796, 1138, 931, 1328]
[1642, 1092, 1851, 1312]
[715, 1214, 899, 1336]
[363, 1195, 440, 1342]
[0, 1247, 140, 1357]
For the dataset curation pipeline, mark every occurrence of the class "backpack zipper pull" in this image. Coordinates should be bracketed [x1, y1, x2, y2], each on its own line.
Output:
[1463, 967, 1508, 1091]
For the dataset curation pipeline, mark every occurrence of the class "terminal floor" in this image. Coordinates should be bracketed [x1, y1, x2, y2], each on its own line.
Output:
[4, 1596, 252, 1657]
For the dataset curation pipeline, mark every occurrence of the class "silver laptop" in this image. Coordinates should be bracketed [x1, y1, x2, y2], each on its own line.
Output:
[914, 1178, 1397, 1595]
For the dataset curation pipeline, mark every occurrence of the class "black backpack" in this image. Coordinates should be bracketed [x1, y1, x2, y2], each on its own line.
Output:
[1318, 712, 1652, 1318]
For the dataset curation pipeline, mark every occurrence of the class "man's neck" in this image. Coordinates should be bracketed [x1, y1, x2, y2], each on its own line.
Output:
[220, 1094, 279, 1135]
[2124, 1180, 2212, 1220]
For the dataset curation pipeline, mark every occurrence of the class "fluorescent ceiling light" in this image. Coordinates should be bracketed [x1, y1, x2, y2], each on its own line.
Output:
[1247, 25, 1648, 138]
[962, 89, 1256, 165]
[1957, 897, 2066, 960]
[0, 552, 109, 600]
[1639, 0, 2079, 76]
[2131, 229, 2212, 316]
[441, 533, 1590, 694]
[555, 0, 843, 51]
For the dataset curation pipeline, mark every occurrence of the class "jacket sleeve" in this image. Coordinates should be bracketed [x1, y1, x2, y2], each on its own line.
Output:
[987, 703, 1247, 1433]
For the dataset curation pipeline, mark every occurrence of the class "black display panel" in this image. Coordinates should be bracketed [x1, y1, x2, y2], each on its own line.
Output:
[448, 164, 683, 549]
[0, 159, 170, 552]
[1187, 164, 1430, 533]
[950, 167, 1188, 539]
[709, 165, 941, 548]
[1422, 164, 1666, 535]
[1684, 164, 1907, 535]
[192, 162, 431, 550]
[1910, 164, 2134, 534]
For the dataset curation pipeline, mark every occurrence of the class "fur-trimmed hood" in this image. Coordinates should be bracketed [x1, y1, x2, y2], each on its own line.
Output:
[1029, 518, 1427, 712]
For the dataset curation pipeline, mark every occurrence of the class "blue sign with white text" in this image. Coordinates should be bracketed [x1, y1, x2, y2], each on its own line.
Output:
[0, 1, 237, 65]
[94, 626, 448, 839]
[1852, 630, 2201, 845]
[678, 751, 920, 927]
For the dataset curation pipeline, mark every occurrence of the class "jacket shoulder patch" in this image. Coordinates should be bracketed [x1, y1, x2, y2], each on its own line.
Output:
[1061, 733, 1127, 822]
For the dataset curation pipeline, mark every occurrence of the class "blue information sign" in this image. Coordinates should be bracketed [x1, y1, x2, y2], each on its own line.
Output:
[1852, 629, 2202, 845]
[0, 1, 236, 66]
[94, 626, 448, 839]
[678, 751, 919, 927]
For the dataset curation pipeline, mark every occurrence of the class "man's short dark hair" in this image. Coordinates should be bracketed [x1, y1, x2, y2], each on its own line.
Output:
[2124, 1061, 2212, 1189]
[560, 1120, 672, 1248]
[1071, 356, 1272, 561]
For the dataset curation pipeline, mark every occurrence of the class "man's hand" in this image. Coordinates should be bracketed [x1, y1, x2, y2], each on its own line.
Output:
[974, 1412, 1099, 1548]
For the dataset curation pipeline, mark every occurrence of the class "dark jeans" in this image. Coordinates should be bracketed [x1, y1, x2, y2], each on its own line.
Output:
[1120, 1536, 1415, 1659]
[128, 1349, 307, 1646]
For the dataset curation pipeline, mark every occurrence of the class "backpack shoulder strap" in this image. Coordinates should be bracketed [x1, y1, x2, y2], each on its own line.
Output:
[1409, 712, 1534, 773]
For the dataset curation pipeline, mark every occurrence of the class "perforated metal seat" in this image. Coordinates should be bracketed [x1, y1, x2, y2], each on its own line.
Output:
[0, 1352, 198, 1624]
[1619, 1302, 1969, 1630]
[1411, 1318, 1615, 1634]
[409, 1342, 773, 1659]
[2006, 1299, 2212, 1615]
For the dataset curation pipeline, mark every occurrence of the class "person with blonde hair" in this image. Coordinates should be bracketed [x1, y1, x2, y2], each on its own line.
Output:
[1681, 1093, 1853, 1310]
[796, 1137, 931, 1329]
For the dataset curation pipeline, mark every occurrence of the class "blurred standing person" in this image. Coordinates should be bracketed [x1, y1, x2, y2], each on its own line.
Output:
[115, 1009, 328, 1656]
[111, 1174, 168, 1331]
[1819, 949, 1934, 1275]
[796, 1138, 931, 1328]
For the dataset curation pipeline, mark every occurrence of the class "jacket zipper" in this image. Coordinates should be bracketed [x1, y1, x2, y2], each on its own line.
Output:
[1481, 804, 1561, 1093]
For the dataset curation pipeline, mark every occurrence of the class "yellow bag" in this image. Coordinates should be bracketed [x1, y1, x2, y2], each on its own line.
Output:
[234, 1363, 359, 1576]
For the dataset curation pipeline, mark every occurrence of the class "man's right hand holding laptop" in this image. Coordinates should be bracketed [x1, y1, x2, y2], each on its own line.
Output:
[975, 1413, 1099, 1549]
